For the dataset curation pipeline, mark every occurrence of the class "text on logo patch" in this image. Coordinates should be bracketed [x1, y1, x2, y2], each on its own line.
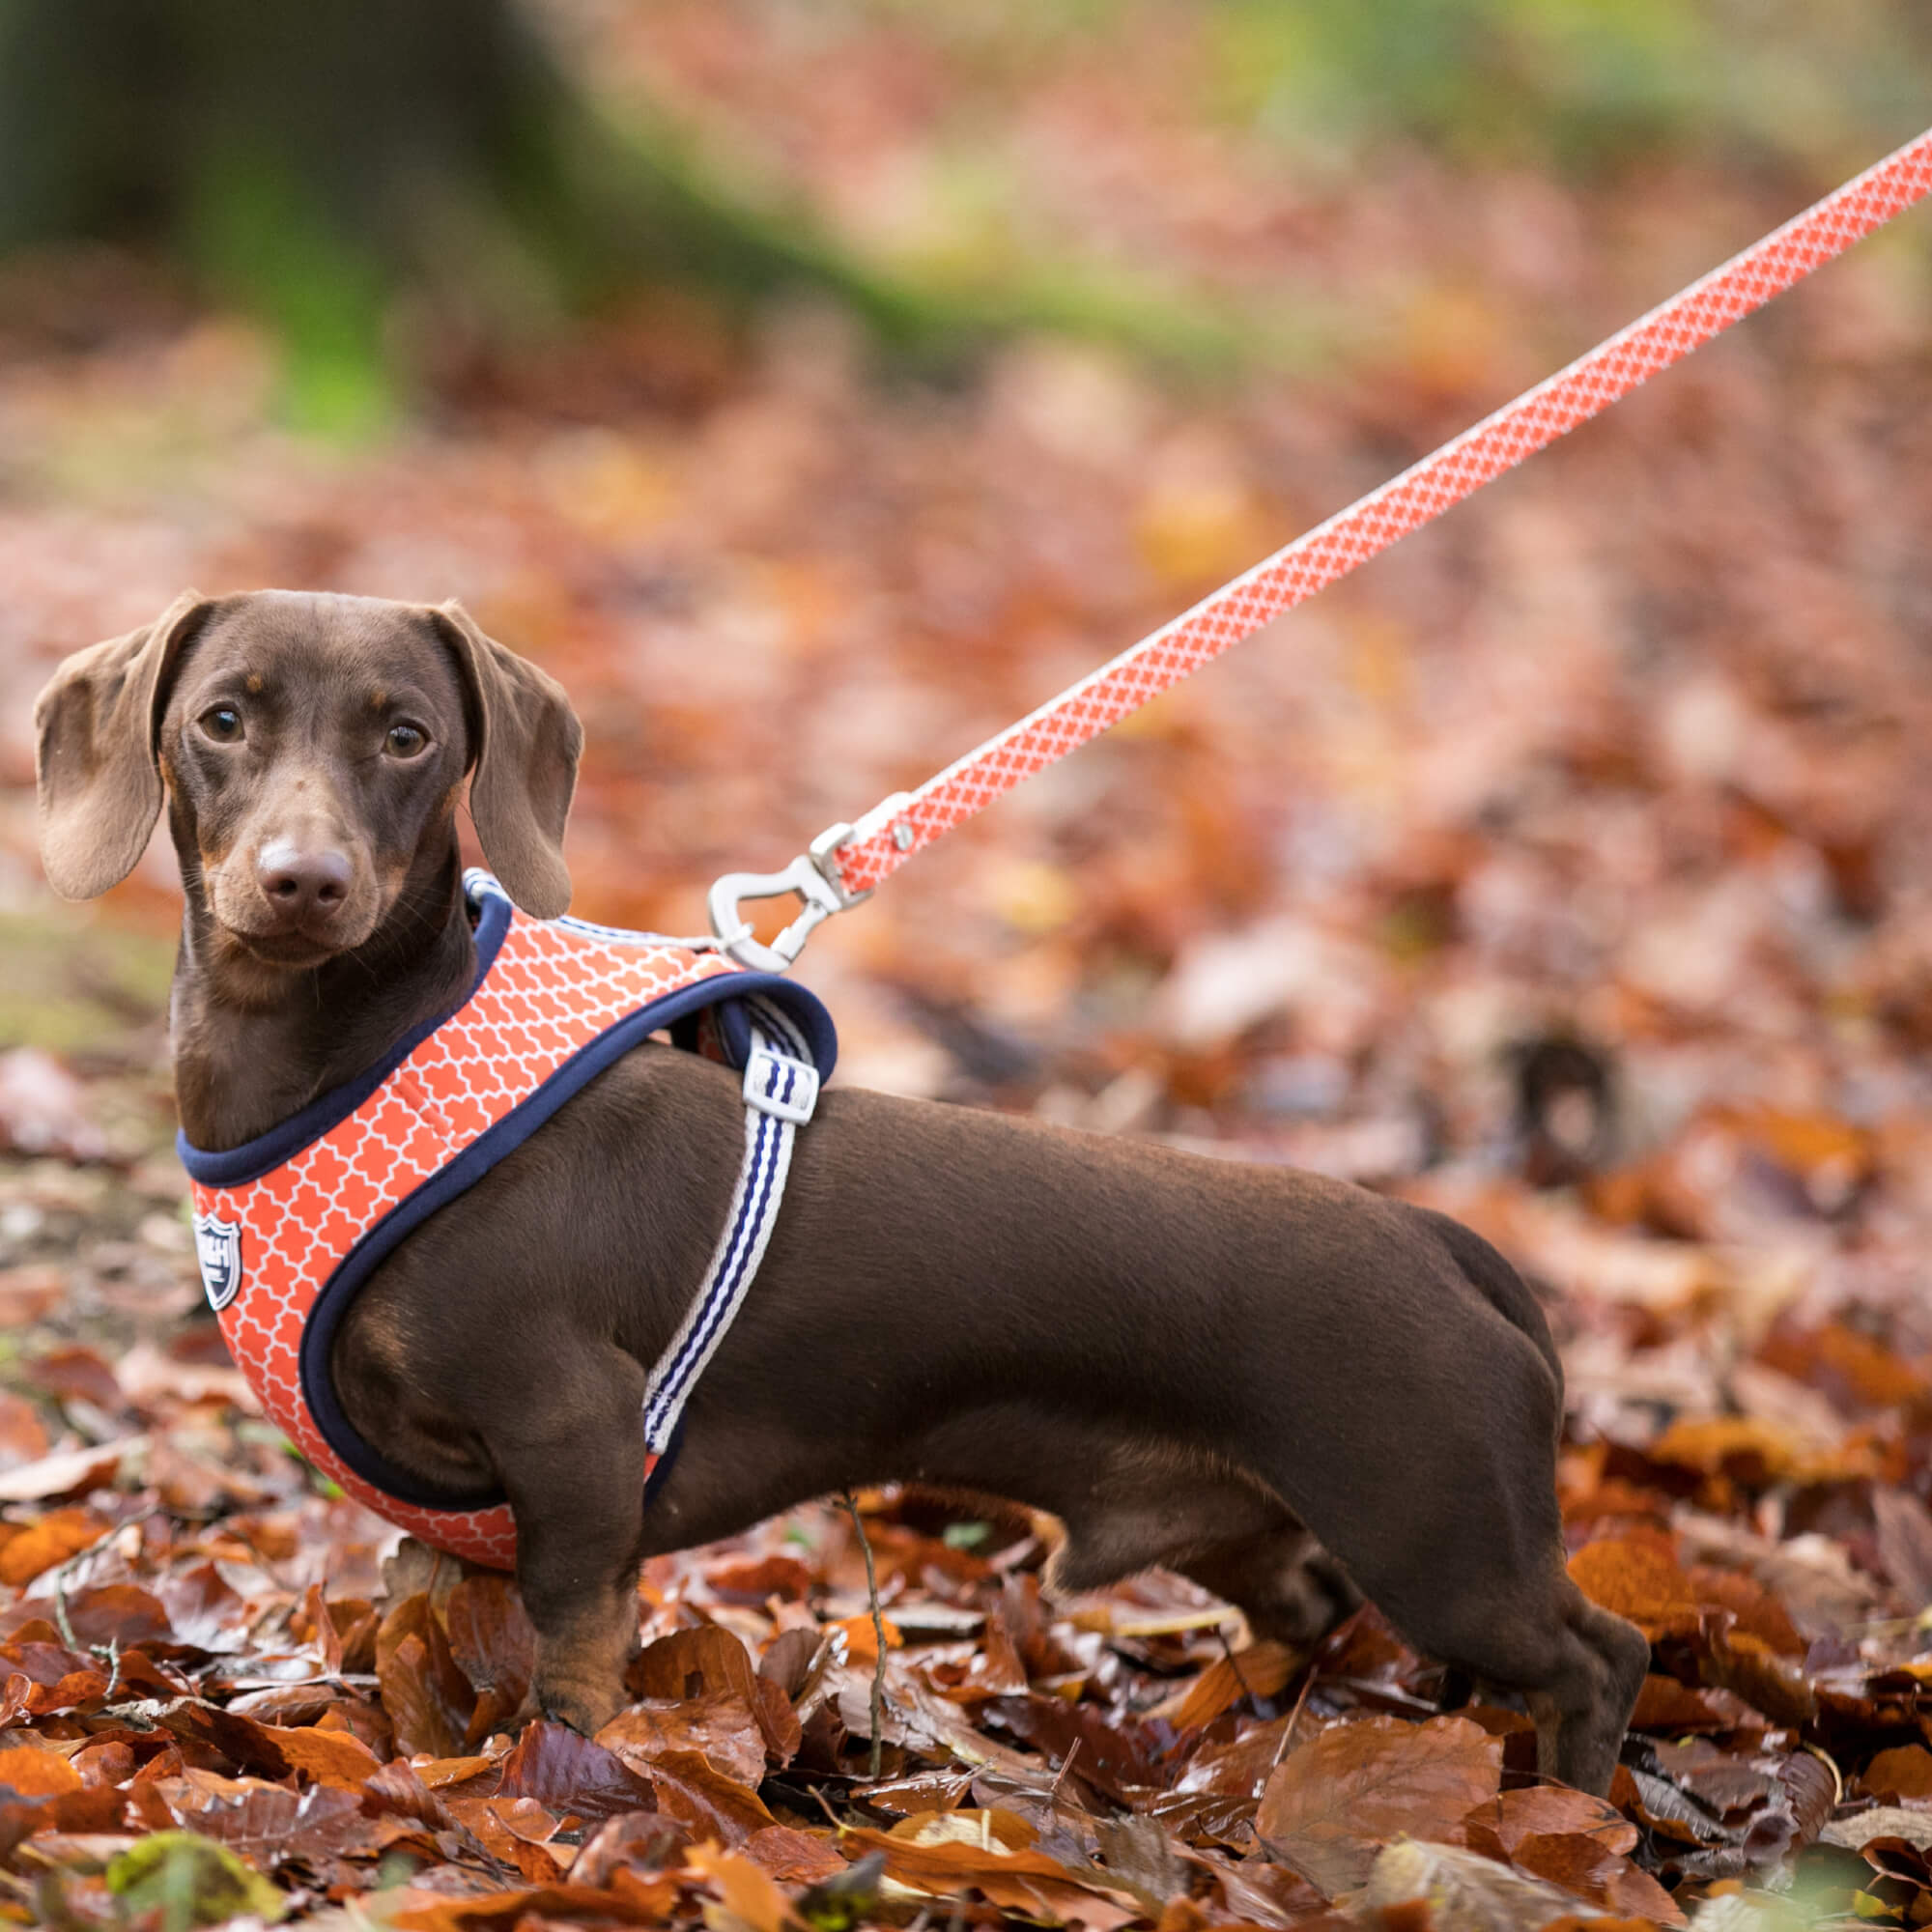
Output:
[192, 1213, 243, 1311]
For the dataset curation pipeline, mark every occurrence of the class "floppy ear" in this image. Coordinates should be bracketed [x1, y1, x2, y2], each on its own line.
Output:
[34, 591, 213, 901]
[429, 602, 582, 919]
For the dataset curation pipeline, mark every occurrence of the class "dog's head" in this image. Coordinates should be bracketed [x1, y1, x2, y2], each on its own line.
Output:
[33, 590, 582, 965]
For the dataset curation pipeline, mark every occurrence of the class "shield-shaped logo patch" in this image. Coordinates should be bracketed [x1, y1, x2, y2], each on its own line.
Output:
[192, 1213, 243, 1312]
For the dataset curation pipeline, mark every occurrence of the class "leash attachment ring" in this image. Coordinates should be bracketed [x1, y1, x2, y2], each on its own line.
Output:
[707, 797, 907, 971]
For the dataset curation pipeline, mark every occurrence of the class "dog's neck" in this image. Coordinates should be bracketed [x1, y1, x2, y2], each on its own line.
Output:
[170, 831, 477, 1152]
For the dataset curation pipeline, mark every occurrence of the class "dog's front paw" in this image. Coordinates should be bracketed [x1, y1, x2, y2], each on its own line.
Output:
[532, 1677, 623, 1739]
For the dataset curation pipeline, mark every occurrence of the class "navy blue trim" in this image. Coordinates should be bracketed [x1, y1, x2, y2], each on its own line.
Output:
[177, 897, 836, 1186]
[177, 889, 515, 1187]
[298, 970, 835, 1512]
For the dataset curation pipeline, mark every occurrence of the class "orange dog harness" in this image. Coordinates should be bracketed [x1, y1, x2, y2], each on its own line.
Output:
[181, 872, 835, 1569]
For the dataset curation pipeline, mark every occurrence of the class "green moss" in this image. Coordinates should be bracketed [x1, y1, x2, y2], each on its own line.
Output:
[0, 910, 174, 1056]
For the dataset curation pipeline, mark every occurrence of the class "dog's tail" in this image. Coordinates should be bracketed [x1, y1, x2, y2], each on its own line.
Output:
[1410, 1206, 1564, 1430]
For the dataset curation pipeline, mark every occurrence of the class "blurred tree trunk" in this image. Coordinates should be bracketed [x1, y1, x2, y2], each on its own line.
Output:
[0, 0, 938, 431]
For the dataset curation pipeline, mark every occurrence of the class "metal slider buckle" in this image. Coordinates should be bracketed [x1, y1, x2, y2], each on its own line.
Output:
[706, 796, 907, 973]
[742, 1042, 819, 1123]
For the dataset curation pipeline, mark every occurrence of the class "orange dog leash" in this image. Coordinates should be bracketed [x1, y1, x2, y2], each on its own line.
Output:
[710, 127, 1932, 971]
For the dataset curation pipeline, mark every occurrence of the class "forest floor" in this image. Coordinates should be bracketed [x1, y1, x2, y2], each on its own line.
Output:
[3, 6, 1932, 1928]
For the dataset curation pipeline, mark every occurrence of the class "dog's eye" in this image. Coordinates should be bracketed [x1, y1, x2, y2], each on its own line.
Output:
[385, 723, 428, 757]
[199, 705, 243, 743]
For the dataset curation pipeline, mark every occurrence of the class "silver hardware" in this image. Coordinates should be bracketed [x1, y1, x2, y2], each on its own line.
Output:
[707, 793, 917, 972]
[708, 822, 871, 972]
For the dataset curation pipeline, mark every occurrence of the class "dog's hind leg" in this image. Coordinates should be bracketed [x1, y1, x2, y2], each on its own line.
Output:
[1177, 1526, 1361, 1646]
[1523, 1582, 1651, 1796]
[1431, 1570, 1647, 1796]
[1344, 1525, 1647, 1795]
[1177, 1516, 1640, 1793]
[1033, 1442, 1357, 1648]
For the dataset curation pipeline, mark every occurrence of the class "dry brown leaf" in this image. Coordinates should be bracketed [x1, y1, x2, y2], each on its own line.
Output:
[389, 1868, 683, 1930]
[0, 1392, 50, 1472]
[1863, 1744, 1932, 1803]
[0, 1739, 82, 1797]
[270, 1723, 384, 1788]
[632, 1624, 759, 1704]
[599, 1691, 768, 1787]
[1256, 1715, 1502, 1896]
[156, 1767, 386, 1866]
[740, 1825, 848, 1886]
[842, 1814, 1144, 1930]
[1462, 1784, 1638, 1861]
[444, 1575, 535, 1746]
[0, 1441, 143, 1505]
[639, 1747, 775, 1843]
[443, 1793, 567, 1884]
[377, 1593, 476, 1759]
[493, 1719, 660, 1824]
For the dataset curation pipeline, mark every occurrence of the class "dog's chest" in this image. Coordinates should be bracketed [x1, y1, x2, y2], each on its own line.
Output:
[178, 873, 834, 1568]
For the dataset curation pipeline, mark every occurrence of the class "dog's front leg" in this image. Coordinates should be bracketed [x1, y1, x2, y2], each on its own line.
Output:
[485, 1343, 649, 1735]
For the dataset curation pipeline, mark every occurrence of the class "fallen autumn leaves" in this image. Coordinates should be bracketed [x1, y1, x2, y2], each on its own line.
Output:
[5, 5, 1932, 1925]
[5, 1278, 1932, 1932]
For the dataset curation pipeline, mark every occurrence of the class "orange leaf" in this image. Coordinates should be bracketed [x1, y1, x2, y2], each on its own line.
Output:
[444, 1794, 567, 1884]
[494, 1719, 658, 1824]
[412, 1752, 502, 1790]
[0, 1509, 103, 1586]
[444, 1575, 535, 1746]
[270, 1724, 384, 1788]
[829, 1613, 902, 1665]
[599, 1691, 768, 1787]
[631, 1625, 758, 1704]
[688, 1839, 799, 1932]
[391, 1873, 680, 1931]
[1686, 1566, 1805, 1655]
[842, 1815, 1143, 1929]
[0, 1741, 80, 1798]
[1568, 1533, 1698, 1639]
[640, 1747, 775, 1843]
[1153, 1640, 1296, 1730]
[1700, 1628, 1815, 1725]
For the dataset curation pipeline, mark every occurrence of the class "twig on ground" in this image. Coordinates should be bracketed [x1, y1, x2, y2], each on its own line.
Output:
[839, 1489, 889, 1781]
[1270, 1614, 1349, 1776]
[48, 1502, 162, 1651]
[1215, 1623, 1254, 1705]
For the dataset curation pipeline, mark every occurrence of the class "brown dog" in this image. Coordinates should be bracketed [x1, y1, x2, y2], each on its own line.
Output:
[33, 589, 1646, 1793]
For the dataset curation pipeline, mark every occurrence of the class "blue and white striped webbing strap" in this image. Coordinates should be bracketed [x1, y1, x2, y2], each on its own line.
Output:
[639, 994, 820, 1454]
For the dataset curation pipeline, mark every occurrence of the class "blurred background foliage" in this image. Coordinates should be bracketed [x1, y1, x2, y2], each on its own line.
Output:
[1197, 0, 1928, 170]
[8, 11, 1932, 1910]
[1, 0, 1926, 435]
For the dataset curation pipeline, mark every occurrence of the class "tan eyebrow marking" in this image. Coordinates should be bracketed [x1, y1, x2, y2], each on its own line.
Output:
[244, 673, 264, 694]
[370, 689, 389, 709]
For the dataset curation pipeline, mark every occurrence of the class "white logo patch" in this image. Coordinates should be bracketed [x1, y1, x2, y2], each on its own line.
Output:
[192, 1214, 243, 1311]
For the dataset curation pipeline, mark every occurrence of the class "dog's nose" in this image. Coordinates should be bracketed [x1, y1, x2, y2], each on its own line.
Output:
[256, 839, 353, 923]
